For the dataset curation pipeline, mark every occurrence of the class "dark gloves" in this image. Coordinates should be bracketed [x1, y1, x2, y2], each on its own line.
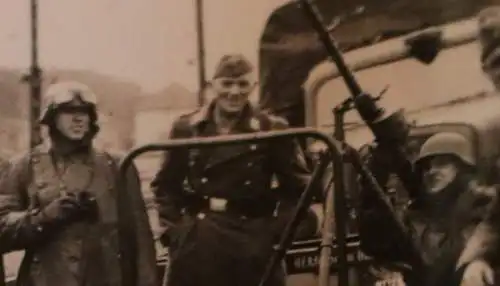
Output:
[76, 191, 99, 222]
[34, 191, 98, 228]
[159, 228, 173, 247]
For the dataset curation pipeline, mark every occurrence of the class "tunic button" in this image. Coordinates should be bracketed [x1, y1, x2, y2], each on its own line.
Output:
[244, 180, 251, 186]
[32, 256, 40, 263]
[189, 161, 195, 166]
[240, 216, 247, 220]
[36, 182, 46, 188]
[117, 253, 122, 259]
[197, 213, 206, 220]
[247, 162, 253, 167]
[201, 178, 208, 183]
[250, 145, 257, 151]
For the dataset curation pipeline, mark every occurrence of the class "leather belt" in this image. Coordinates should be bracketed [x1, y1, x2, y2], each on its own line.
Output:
[192, 196, 277, 218]
[207, 197, 228, 212]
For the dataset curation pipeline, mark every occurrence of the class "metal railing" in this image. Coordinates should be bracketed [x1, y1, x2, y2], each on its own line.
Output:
[116, 128, 346, 286]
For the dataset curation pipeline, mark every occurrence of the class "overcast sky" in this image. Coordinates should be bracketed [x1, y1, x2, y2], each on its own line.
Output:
[0, 0, 289, 93]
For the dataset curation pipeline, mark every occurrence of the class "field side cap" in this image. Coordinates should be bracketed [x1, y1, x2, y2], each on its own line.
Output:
[213, 54, 254, 79]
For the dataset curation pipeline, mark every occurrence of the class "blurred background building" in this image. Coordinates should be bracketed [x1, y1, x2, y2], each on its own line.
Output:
[133, 82, 198, 204]
[0, 68, 197, 203]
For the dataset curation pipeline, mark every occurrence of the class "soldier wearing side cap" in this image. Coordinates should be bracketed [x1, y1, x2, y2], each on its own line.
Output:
[152, 54, 324, 286]
[0, 81, 157, 286]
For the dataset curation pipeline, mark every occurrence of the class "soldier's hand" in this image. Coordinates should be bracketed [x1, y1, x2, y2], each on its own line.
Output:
[77, 191, 99, 222]
[37, 194, 86, 225]
[159, 228, 172, 247]
[460, 260, 494, 286]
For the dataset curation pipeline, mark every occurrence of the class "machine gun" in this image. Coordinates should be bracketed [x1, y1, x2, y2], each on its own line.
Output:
[296, 0, 445, 285]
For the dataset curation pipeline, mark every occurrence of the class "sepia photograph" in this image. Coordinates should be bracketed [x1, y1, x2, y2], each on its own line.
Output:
[1, 0, 500, 286]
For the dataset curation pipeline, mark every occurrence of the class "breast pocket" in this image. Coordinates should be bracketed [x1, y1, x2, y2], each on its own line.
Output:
[34, 182, 61, 208]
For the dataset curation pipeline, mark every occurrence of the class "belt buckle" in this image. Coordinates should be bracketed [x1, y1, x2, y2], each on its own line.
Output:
[209, 198, 228, 212]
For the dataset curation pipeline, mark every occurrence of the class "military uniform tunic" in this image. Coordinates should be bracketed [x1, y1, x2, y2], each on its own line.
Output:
[359, 178, 497, 286]
[0, 145, 157, 286]
[152, 103, 317, 286]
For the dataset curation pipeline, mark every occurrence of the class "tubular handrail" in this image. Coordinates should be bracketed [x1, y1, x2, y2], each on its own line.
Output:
[116, 128, 347, 286]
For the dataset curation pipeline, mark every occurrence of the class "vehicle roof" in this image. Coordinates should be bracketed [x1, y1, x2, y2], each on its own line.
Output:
[303, 18, 478, 97]
[258, 2, 495, 125]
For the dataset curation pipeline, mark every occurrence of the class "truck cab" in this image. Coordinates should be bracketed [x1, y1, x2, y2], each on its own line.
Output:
[258, 4, 500, 286]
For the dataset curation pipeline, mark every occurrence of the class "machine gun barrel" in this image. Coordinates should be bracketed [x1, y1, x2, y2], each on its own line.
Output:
[299, 0, 362, 97]
[298, 0, 422, 199]
[298, 0, 427, 284]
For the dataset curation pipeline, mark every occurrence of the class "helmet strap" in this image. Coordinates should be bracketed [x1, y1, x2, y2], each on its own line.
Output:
[48, 122, 98, 152]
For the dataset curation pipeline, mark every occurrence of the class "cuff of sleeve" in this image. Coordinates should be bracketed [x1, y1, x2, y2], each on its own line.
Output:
[455, 261, 471, 283]
[309, 204, 324, 236]
[29, 208, 49, 234]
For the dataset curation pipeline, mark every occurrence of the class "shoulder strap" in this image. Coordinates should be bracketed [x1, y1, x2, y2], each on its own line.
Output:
[28, 150, 54, 208]
[93, 150, 120, 196]
[15, 148, 52, 286]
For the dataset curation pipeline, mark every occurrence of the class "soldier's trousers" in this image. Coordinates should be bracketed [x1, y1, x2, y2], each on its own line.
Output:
[166, 212, 286, 286]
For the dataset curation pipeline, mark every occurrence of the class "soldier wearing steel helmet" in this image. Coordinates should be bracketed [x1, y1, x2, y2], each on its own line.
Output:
[0, 81, 158, 286]
[358, 132, 497, 286]
[152, 54, 324, 286]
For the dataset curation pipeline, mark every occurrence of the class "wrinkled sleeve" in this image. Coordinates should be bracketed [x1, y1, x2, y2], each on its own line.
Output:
[120, 159, 158, 286]
[267, 118, 326, 238]
[358, 202, 414, 262]
[357, 147, 415, 263]
[268, 120, 312, 200]
[456, 189, 500, 269]
[357, 179, 422, 266]
[0, 155, 45, 252]
[150, 120, 190, 229]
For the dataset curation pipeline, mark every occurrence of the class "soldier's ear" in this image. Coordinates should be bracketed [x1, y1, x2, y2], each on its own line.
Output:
[247, 81, 258, 94]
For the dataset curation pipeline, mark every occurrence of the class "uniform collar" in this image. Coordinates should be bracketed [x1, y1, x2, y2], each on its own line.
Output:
[189, 99, 262, 131]
[45, 138, 93, 160]
[189, 101, 214, 126]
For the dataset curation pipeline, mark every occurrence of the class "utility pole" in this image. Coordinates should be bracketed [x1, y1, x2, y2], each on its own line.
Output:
[28, 0, 42, 149]
[195, 0, 206, 106]
[1, 1, 42, 283]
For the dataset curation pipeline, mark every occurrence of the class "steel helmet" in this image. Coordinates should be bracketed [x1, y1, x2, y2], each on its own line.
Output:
[40, 81, 98, 125]
[415, 132, 475, 168]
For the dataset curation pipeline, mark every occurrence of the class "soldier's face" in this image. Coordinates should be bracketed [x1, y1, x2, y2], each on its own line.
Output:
[422, 156, 458, 194]
[55, 108, 91, 140]
[212, 73, 255, 113]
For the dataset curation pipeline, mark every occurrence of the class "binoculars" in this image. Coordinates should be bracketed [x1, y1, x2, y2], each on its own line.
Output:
[74, 191, 99, 222]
